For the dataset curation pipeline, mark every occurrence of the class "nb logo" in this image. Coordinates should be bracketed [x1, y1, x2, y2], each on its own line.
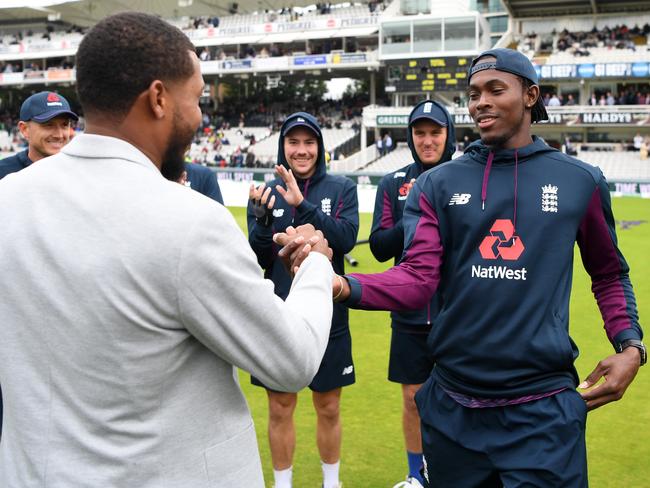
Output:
[342, 365, 354, 375]
[272, 208, 284, 217]
[479, 219, 525, 260]
[449, 193, 471, 205]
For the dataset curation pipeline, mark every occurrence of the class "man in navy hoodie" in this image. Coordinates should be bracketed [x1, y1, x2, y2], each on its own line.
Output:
[247, 112, 359, 488]
[369, 100, 455, 488]
[279, 50, 644, 487]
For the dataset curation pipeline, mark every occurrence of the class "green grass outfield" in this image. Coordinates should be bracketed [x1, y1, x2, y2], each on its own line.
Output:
[228, 198, 649, 488]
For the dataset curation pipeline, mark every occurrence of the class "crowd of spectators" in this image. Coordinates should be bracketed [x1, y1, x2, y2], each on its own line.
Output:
[520, 23, 650, 57]
[539, 88, 650, 106]
[0, 23, 86, 48]
[587, 89, 650, 106]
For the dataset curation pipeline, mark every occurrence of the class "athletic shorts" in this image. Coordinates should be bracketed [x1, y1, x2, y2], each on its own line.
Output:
[388, 329, 434, 385]
[251, 332, 355, 393]
[417, 377, 588, 488]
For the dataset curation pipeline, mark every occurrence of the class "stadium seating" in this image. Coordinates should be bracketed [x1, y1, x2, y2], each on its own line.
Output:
[577, 150, 650, 180]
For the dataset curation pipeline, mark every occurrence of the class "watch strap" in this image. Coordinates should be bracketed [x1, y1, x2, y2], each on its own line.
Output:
[618, 339, 647, 366]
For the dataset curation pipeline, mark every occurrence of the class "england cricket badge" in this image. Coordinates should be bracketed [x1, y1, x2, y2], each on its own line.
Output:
[321, 198, 332, 215]
[541, 184, 558, 213]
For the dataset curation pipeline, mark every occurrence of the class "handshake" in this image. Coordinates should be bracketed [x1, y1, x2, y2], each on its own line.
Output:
[273, 224, 350, 301]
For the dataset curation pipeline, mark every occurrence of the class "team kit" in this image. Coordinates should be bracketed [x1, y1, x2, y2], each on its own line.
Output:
[0, 33, 644, 488]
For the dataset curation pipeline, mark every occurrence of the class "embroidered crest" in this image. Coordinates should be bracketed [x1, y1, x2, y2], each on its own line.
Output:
[541, 184, 558, 213]
[321, 198, 332, 215]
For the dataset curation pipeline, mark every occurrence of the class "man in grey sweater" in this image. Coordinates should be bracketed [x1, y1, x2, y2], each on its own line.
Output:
[0, 13, 334, 488]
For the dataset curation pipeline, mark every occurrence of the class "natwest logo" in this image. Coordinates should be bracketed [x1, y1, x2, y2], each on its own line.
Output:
[479, 219, 524, 261]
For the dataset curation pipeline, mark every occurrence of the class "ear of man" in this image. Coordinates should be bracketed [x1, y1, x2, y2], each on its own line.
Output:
[525, 83, 540, 109]
[18, 120, 30, 140]
[146, 80, 168, 120]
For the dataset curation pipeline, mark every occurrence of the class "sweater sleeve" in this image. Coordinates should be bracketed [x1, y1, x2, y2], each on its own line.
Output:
[369, 174, 405, 263]
[293, 178, 359, 254]
[345, 178, 442, 311]
[576, 174, 643, 349]
[178, 203, 333, 392]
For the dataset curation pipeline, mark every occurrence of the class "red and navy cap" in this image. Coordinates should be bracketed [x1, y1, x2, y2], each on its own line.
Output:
[468, 48, 548, 123]
[19, 91, 78, 123]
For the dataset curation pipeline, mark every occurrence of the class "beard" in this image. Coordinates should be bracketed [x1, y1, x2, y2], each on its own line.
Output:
[480, 107, 527, 149]
[161, 111, 196, 182]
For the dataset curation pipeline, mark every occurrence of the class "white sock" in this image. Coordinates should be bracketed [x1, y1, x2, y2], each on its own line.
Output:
[321, 460, 340, 488]
[273, 466, 292, 488]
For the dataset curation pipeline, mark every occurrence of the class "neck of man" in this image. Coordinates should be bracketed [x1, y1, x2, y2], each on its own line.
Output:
[85, 116, 163, 170]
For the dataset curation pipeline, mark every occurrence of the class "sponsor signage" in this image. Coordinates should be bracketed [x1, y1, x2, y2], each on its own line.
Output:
[332, 53, 367, 64]
[381, 110, 650, 128]
[293, 55, 327, 66]
[183, 14, 377, 40]
[538, 61, 650, 79]
[223, 59, 252, 70]
[610, 182, 650, 198]
[376, 115, 409, 126]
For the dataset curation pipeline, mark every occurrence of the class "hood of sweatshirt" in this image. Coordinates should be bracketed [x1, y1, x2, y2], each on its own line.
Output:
[277, 112, 327, 185]
[406, 100, 456, 170]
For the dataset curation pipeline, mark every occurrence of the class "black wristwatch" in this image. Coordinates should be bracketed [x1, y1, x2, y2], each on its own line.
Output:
[617, 339, 647, 366]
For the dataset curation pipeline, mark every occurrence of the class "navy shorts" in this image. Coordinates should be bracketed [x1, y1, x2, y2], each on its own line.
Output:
[388, 329, 434, 385]
[417, 378, 588, 488]
[252, 332, 355, 393]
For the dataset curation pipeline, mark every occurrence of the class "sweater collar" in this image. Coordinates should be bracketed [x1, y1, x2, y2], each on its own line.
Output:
[61, 134, 161, 175]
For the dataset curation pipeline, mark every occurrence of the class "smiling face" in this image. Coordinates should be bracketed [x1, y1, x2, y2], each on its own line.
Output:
[467, 61, 538, 150]
[283, 126, 319, 179]
[411, 119, 448, 166]
[19, 115, 73, 162]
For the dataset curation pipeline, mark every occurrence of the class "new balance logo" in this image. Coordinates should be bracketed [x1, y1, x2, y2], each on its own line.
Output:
[342, 365, 354, 375]
[449, 193, 471, 205]
[272, 208, 284, 217]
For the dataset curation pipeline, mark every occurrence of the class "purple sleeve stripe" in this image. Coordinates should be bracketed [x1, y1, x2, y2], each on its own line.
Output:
[334, 198, 344, 220]
[380, 190, 394, 229]
[578, 187, 631, 341]
[349, 192, 441, 311]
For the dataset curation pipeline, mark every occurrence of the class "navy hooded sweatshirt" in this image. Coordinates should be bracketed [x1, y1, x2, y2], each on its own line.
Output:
[346, 136, 642, 405]
[368, 100, 456, 333]
[248, 112, 359, 338]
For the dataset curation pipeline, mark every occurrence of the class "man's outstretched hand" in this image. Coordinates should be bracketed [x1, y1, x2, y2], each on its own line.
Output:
[274, 224, 332, 276]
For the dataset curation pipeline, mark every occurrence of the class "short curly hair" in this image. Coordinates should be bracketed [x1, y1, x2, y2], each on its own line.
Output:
[76, 12, 195, 119]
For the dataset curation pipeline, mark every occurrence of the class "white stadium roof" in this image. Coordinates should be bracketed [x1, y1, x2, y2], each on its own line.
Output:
[0, 0, 332, 26]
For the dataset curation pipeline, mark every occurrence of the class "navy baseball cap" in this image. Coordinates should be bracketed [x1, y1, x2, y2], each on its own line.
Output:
[281, 115, 319, 137]
[20, 91, 78, 123]
[409, 100, 448, 127]
[468, 48, 548, 123]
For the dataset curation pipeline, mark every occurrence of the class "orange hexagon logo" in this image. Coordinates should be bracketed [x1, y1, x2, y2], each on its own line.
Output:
[479, 219, 525, 261]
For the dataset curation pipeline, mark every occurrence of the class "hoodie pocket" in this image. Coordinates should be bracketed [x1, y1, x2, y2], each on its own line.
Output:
[551, 311, 575, 367]
[204, 422, 264, 486]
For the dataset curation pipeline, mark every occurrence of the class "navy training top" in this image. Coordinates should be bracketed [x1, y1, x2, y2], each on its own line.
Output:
[346, 136, 642, 405]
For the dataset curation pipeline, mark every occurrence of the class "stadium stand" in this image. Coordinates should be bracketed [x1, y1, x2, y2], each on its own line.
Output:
[1, 0, 649, 198]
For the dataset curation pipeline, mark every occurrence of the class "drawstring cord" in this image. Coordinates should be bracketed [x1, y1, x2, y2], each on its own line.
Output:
[481, 149, 520, 246]
[481, 151, 494, 211]
[513, 149, 519, 244]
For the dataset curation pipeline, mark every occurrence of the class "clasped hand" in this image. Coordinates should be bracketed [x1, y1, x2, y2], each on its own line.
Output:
[273, 224, 332, 276]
